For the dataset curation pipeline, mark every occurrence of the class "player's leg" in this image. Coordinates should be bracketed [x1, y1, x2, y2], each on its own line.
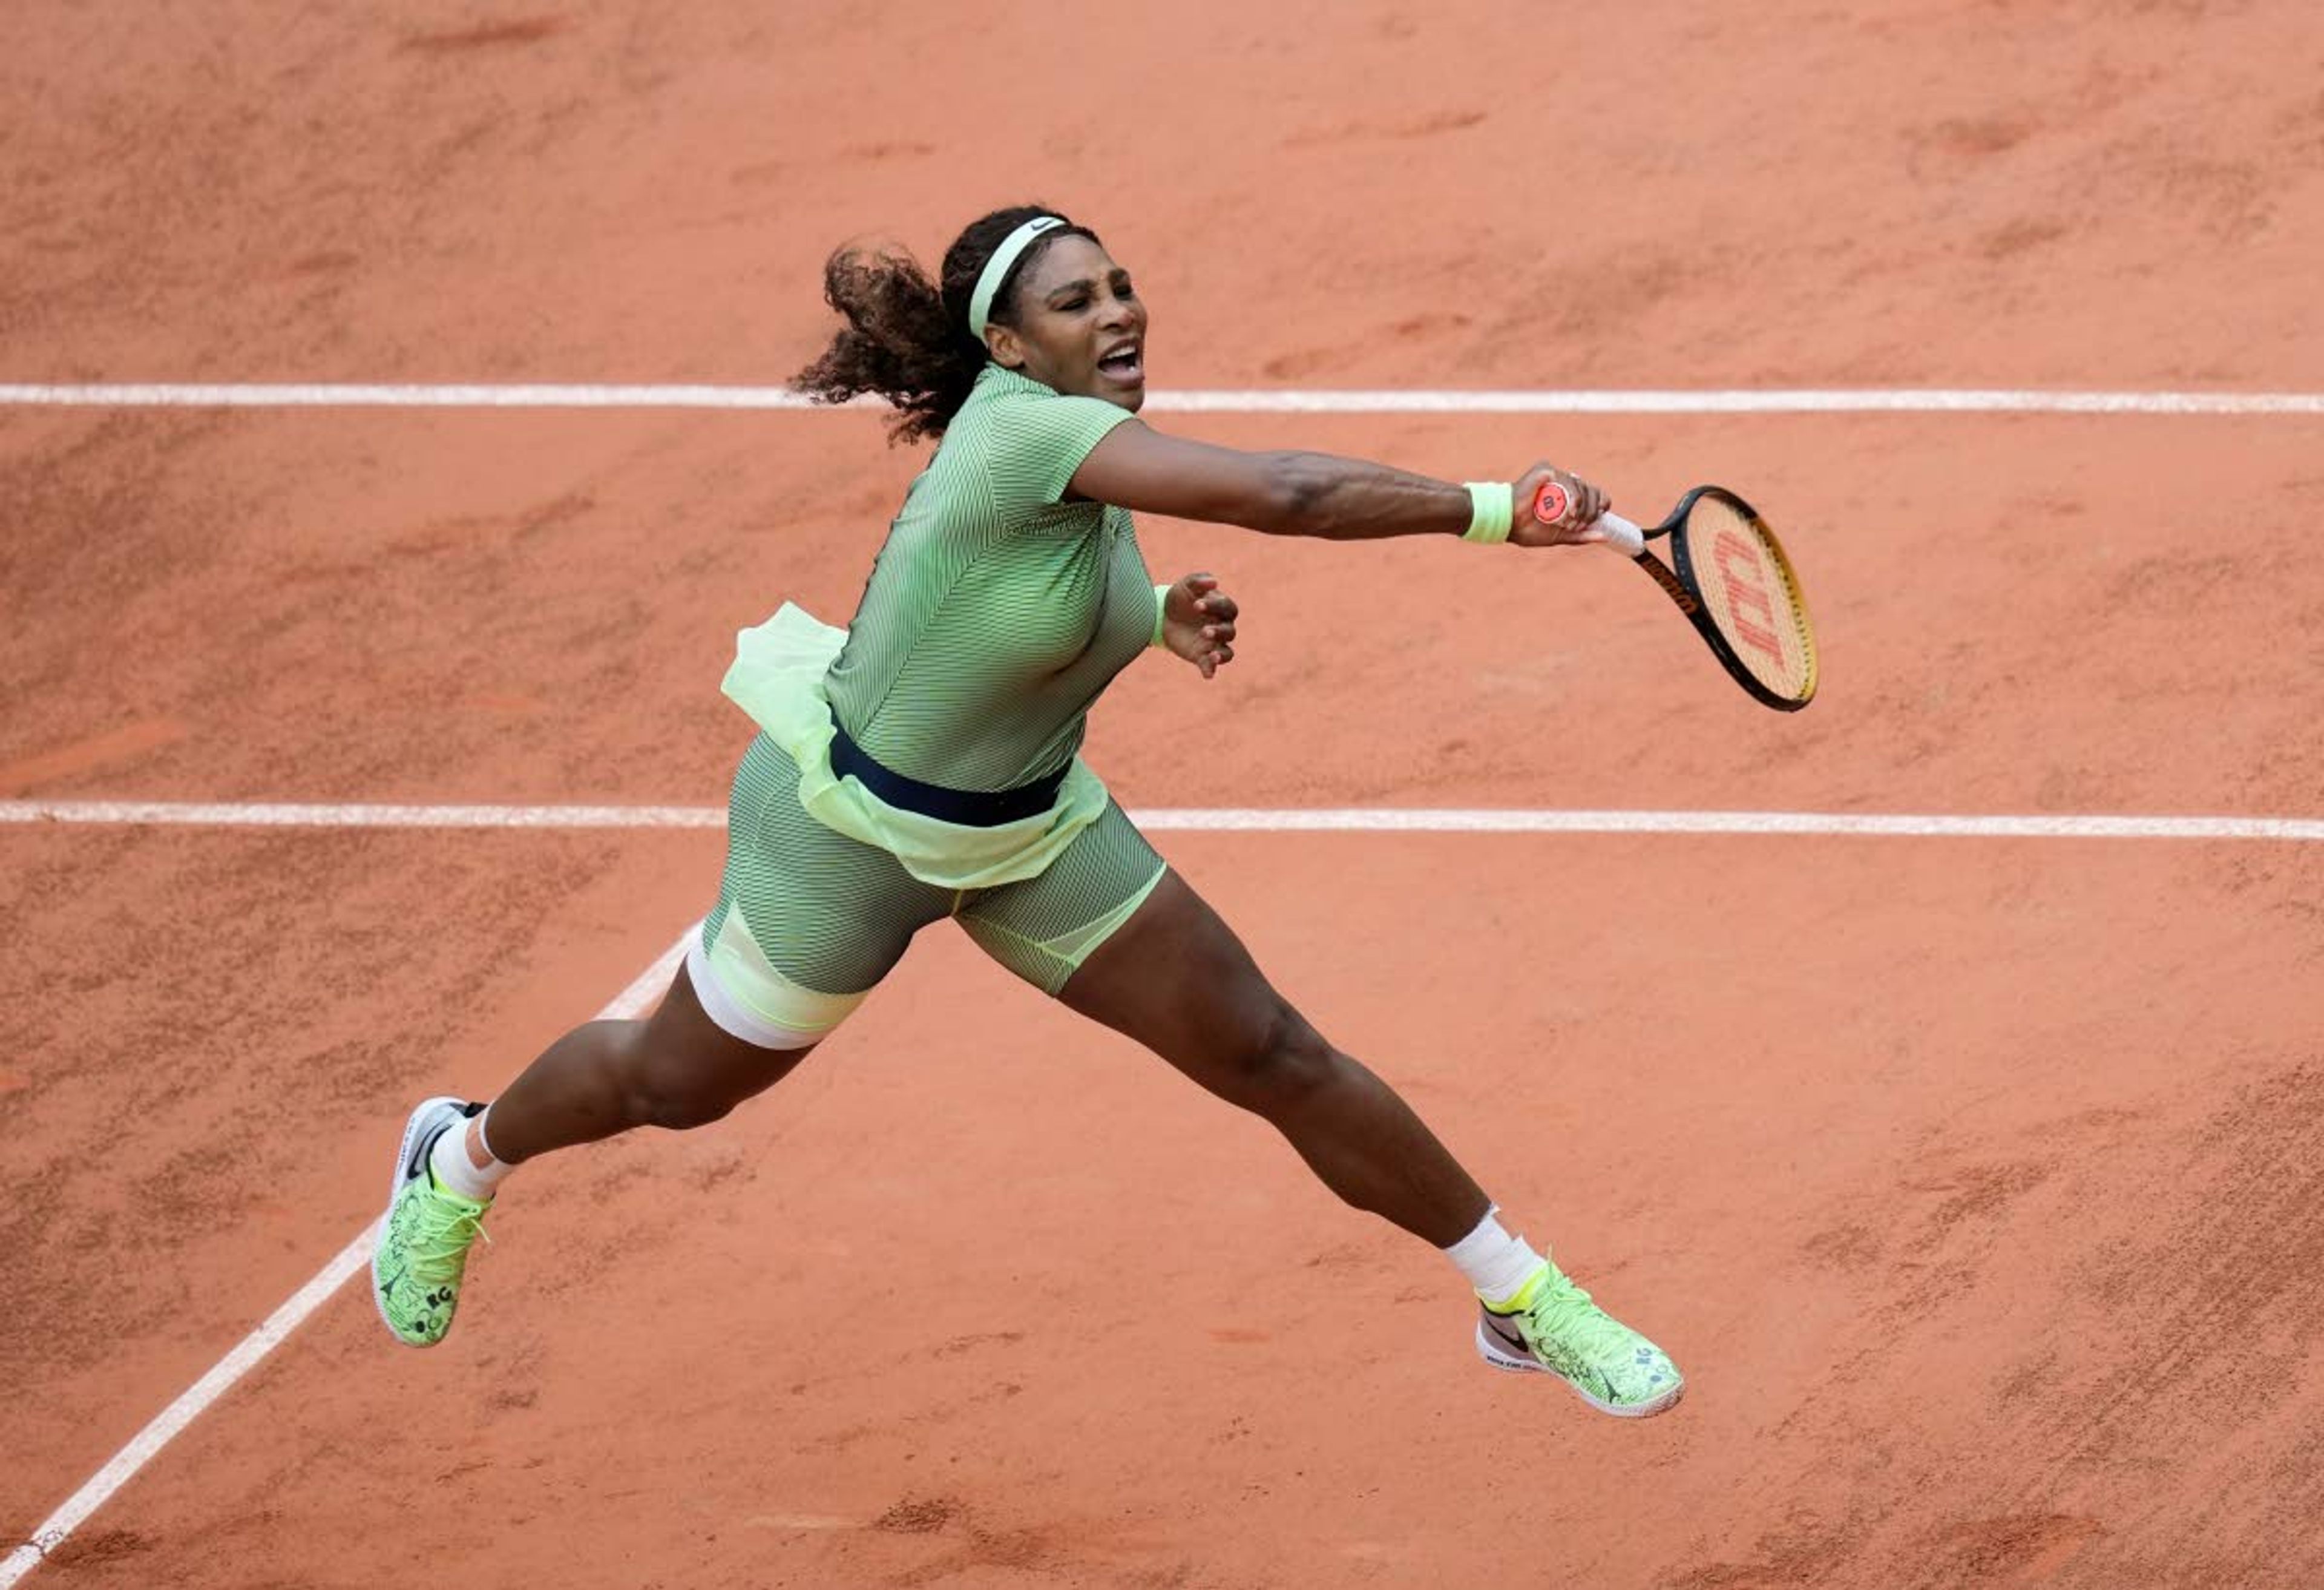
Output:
[470, 948, 817, 1165]
[962, 812, 1682, 1416]
[1055, 868, 1491, 1245]
[373, 734, 952, 1347]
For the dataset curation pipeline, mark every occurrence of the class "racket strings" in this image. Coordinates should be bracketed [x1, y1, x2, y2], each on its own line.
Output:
[1684, 496, 1815, 701]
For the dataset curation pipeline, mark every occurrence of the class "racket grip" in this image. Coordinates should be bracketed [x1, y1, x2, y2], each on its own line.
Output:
[1532, 481, 1646, 556]
[1596, 512, 1646, 557]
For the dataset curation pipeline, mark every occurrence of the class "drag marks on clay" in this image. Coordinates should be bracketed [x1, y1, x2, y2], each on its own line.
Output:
[1501, 249, 1706, 347]
[737, 1491, 1162, 1588]
[1911, 111, 2040, 168]
[686, 1147, 753, 1195]
[2200, 849, 2324, 938]
[0, 1189, 188, 1380]
[1280, 108, 1486, 148]
[930, 1330, 1025, 1359]
[1893, 1161, 2056, 1259]
[1919, 1513, 2106, 1584]
[0, 827, 580, 1385]
[0, 412, 241, 642]
[2113, 142, 2277, 247]
[1799, 1155, 2065, 1353]
[467, 1333, 551, 1424]
[23, 1528, 151, 1574]
[2276, 86, 2324, 156]
[1766, 1060, 2324, 1586]
[726, 141, 934, 188]
[2, 921, 695, 1584]
[0, 721, 189, 797]
[2050, 1060, 2324, 1476]
[1797, 1223, 1886, 1275]
[2104, 549, 2248, 615]
[1663, 1506, 2103, 1590]
[1261, 312, 1474, 383]
[873, 1496, 960, 1534]
[398, 18, 567, 53]
[1977, 217, 2073, 263]
[1658, 1517, 1871, 1590]
[864, 1493, 1175, 1589]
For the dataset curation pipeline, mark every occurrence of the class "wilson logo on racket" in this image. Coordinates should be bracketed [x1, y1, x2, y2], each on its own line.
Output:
[1709, 528, 1787, 664]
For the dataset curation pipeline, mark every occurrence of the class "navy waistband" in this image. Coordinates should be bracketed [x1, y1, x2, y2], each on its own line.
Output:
[826, 711, 1067, 828]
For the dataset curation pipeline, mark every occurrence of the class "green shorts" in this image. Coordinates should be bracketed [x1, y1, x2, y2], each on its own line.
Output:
[688, 734, 1166, 1050]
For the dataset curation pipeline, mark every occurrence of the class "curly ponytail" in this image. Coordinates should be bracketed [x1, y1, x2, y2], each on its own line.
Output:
[791, 203, 1101, 445]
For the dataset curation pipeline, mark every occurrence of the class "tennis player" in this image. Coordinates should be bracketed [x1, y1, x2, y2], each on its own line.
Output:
[373, 205, 1683, 1418]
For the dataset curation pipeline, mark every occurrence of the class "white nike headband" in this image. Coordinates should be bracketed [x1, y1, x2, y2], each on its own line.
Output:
[968, 215, 1067, 341]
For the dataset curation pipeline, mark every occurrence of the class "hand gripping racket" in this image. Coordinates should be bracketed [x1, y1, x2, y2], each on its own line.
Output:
[1535, 481, 1820, 711]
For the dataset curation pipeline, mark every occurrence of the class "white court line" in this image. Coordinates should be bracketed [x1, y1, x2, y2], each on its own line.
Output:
[3, 383, 2324, 415]
[0, 927, 697, 1588]
[0, 800, 726, 830]
[2, 798, 2322, 841]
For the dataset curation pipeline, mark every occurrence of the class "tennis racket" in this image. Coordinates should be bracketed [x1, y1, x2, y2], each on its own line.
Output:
[1535, 481, 1819, 711]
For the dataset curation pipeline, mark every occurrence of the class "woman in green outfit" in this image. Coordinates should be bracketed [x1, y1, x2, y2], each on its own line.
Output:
[372, 205, 1683, 1419]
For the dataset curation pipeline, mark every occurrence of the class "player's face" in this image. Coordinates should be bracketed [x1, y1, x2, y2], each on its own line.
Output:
[994, 235, 1147, 412]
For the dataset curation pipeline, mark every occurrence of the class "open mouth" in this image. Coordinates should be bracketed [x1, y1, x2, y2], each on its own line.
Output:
[1097, 342, 1144, 384]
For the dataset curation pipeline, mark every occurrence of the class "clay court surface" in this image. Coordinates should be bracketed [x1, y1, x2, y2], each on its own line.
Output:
[5, 4, 2324, 1586]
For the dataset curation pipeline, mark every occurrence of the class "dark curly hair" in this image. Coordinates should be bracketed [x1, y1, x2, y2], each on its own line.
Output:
[790, 204, 1102, 444]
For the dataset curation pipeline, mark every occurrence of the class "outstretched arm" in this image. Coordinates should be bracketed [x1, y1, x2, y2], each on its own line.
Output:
[1069, 419, 1613, 545]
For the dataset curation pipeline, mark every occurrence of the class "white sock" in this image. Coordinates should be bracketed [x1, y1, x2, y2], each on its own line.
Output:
[428, 1106, 511, 1202]
[1443, 1207, 1545, 1307]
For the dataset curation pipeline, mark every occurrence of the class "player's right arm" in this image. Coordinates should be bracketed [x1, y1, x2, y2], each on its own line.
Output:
[1068, 419, 1609, 544]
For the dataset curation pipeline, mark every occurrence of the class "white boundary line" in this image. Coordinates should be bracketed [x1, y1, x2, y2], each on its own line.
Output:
[2, 799, 2321, 842]
[0, 926, 697, 1588]
[0, 800, 727, 830]
[3, 383, 2323, 415]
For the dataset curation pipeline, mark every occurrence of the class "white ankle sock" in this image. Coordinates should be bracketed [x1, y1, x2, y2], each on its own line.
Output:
[1443, 1207, 1544, 1307]
[428, 1106, 511, 1202]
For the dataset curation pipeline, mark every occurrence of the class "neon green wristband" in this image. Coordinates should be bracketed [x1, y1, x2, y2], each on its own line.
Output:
[1149, 581, 1173, 648]
[1462, 482, 1513, 544]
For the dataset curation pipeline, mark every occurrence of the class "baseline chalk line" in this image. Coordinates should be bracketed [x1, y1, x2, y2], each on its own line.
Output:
[2, 383, 2322, 416]
[3, 800, 2321, 842]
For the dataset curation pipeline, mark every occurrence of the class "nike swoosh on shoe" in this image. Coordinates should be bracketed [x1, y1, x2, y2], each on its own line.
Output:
[1481, 1311, 1530, 1355]
[406, 1123, 447, 1182]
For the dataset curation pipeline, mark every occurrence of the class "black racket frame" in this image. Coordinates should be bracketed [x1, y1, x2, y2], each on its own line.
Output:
[1621, 484, 1818, 712]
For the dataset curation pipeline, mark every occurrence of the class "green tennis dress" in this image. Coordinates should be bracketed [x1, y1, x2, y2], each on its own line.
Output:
[698, 364, 1172, 1043]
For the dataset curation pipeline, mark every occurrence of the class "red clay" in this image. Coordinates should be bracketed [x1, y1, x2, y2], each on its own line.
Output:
[5, 3, 2323, 1587]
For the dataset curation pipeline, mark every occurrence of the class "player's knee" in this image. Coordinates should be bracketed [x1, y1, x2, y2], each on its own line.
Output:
[612, 1027, 743, 1132]
[637, 1085, 740, 1132]
[1237, 1000, 1339, 1114]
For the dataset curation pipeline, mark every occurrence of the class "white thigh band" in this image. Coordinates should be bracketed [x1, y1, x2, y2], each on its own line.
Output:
[684, 915, 862, 1052]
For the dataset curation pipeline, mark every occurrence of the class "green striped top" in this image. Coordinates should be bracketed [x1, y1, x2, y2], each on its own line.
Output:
[825, 363, 1159, 791]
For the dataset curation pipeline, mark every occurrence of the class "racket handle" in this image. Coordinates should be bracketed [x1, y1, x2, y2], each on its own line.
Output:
[1532, 481, 1646, 556]
[1596, 511, 1646, 557]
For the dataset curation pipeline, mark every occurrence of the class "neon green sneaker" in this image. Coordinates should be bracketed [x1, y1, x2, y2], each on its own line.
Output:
[1475, 1258, 1685, 1418]
[372, 1096, 491, 1349]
